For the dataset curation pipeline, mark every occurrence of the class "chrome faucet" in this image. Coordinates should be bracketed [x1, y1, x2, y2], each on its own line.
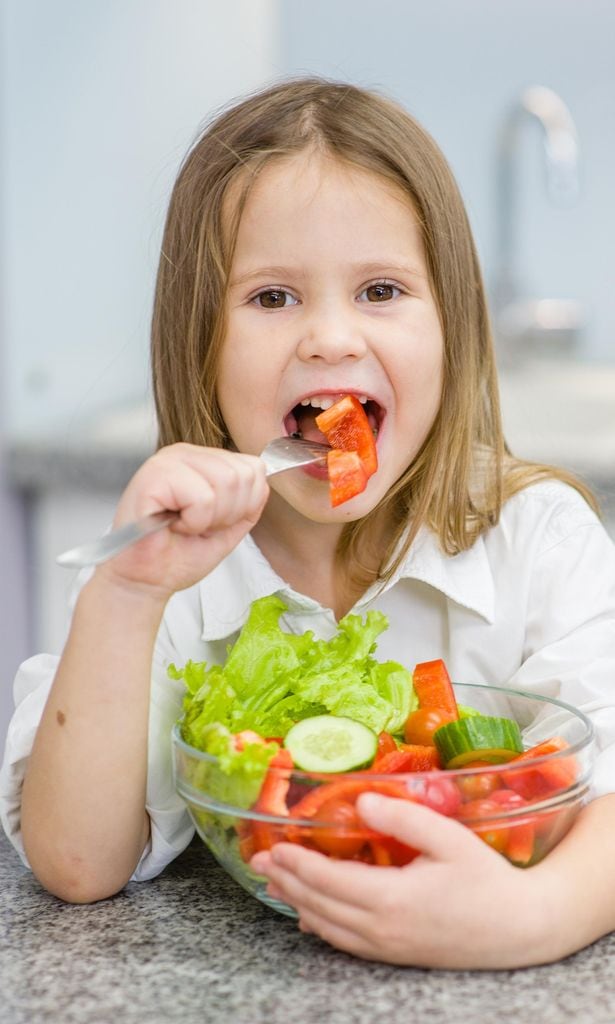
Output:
[493, 85, 583, 361]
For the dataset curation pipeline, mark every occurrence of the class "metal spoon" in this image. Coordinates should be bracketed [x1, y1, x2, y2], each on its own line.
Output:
[56, 437, 330, 569]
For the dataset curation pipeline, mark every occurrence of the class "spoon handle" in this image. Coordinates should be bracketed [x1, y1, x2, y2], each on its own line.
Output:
[56, 510, 181, 569]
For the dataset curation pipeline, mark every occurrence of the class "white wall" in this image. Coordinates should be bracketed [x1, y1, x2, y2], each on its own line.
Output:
[0, 0, 281, 439]
[0, 0, 280, 758]
[278, 0, 615, 364]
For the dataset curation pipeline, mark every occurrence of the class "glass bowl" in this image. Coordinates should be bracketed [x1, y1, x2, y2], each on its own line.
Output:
[172, 682, 594, 917]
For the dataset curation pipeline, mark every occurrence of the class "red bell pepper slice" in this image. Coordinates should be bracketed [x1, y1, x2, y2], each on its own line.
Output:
[504, 737, 577, 800]
[326, 449, 369, 507]
[412, 659, 459, 718]
[372, 745, 442, 773]
[315, 394, 378, 476]
[288, 777, 411, 820]
[285, 778, 412, 848]
[375, 731, 398, 760]
[249, 748, 294, 854]
[368, 837, 419, 866]
[488, 788, 536, 865]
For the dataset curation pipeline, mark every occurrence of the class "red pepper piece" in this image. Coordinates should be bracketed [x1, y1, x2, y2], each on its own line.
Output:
[369, 839, 393, 866]
[326, 449, 369, 506]
[288, 778, 411, 821]
[373, 745, 441, 773]
[487, 789, 536, 865]
[412, 659, 459, 718]
[236, 819, 256, 862]
[504, 737, 577, 800]
[368, 837, 419, 866]
[505, 821, 535, 865]
[375, 731, 398, 761]
[315, 394, 378, 476]
[249, 748, 294, 854]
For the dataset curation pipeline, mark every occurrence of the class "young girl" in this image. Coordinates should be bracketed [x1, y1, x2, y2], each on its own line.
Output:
[2, 78, 615, 970]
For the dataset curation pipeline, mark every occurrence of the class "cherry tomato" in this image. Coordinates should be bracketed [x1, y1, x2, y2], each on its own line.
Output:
[311, 799, 366, 858]
[403, 707, 457, 746]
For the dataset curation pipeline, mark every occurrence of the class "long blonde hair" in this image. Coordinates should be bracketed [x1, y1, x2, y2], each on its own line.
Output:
[151, 77, 596, 584]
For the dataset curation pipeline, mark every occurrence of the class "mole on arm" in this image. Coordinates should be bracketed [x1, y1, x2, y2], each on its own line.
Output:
[56, 710, 66, 726]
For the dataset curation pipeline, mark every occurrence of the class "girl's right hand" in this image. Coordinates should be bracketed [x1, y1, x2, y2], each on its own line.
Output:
[95, 443, 269, 598]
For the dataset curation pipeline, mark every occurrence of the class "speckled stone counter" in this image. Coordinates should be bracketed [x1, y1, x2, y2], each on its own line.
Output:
[2, 832, 615, 1024]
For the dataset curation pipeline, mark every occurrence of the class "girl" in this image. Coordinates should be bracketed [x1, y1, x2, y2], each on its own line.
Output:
[2, 78, 615, 970]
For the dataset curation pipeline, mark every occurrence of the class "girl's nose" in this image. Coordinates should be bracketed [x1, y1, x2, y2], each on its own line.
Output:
[295, 310, 369, 364]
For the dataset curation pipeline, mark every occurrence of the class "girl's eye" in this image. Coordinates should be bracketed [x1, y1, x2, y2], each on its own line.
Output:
[253, 289, 298, 309]
[359, 282, 401, 303]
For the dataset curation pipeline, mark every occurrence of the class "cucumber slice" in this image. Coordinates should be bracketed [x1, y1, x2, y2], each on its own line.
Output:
[284, 715, 378, 773]
[434, 715, 523, 768]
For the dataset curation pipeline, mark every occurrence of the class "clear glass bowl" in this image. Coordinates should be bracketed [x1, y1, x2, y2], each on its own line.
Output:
[172, 682, 594, 917]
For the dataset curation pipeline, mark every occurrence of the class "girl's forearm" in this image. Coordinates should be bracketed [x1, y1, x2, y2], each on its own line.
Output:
[532, 793, 615, 961]
[21, 573, 168, 903]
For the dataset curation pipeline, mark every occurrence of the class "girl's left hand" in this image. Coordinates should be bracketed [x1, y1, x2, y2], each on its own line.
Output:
[251, 794, 557, 969]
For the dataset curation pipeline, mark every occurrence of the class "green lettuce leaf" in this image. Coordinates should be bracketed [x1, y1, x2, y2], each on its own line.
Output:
[181, 723, 280, 809]
[173, 594, 414, 748]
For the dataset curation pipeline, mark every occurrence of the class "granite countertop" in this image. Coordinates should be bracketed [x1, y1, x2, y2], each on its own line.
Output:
[2, 831, 615, 1024]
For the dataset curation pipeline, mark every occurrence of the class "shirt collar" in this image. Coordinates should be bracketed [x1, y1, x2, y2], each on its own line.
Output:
[198, 534, 324, 641]
[390, 527, 495, 624]
[198, 525, 495, 642]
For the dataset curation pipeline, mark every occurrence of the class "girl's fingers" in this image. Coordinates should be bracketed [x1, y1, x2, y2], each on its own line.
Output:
[120, 446, 268, 534]
[356, 794, 478, 861]
[254, 844, 390, 914]
[296, 907, 381, 962]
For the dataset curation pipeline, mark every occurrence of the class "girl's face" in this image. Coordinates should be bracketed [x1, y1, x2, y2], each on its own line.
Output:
[217, 151, 444, 523]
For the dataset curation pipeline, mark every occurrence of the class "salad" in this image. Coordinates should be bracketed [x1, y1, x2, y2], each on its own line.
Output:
[173, 596, 580, 870]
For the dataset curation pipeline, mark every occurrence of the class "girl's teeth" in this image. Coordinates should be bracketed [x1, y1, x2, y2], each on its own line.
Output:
[298, 394, 370, 410]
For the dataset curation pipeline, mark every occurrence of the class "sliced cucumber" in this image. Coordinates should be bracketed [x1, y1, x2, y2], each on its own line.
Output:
[434, 715, 523, 768]
[457, 704, 482, 719]
[284, 715, 378, 773]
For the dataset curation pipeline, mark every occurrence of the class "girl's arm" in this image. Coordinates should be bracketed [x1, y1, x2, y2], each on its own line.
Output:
[21, 444, 269, 903]
[251, 792, 615, 969]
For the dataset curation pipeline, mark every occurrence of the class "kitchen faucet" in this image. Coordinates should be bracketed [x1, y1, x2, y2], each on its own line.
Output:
[493, 85, 583, 361]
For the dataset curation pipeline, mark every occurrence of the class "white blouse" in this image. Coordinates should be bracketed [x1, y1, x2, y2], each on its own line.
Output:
[2, 480, 615, 881]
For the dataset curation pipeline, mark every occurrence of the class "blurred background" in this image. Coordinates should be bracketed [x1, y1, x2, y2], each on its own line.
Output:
[1, 0, 614, 755]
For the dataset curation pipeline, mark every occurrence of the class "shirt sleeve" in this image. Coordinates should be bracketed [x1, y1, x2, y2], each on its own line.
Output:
[0, 626, 195, 882]
[507, 499, 615, 801]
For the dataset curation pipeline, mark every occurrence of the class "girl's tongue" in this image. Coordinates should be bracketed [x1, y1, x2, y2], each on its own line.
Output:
[289, 406, 328, 444]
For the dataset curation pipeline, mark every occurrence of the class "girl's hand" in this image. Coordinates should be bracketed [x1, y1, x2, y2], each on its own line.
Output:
[251, 794, 556, 969]
[97, 443, 269, 597]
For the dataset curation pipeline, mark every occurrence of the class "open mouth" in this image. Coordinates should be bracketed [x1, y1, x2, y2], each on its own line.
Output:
[283, 393, 384, 444]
